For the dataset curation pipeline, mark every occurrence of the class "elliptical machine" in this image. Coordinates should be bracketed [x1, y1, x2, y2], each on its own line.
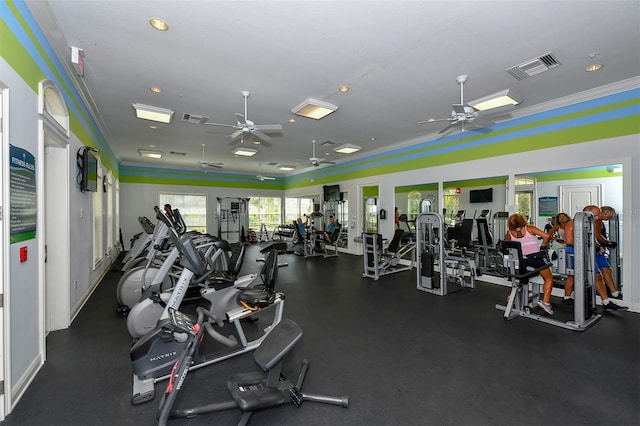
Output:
[129, 208, 285, 405]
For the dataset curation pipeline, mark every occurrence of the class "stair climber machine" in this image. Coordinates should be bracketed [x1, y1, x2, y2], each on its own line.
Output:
[129, 208, 285, 405]
[416, 212, 478, 296]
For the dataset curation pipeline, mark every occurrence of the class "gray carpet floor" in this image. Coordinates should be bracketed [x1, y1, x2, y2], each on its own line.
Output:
[3, 242, 639, 426]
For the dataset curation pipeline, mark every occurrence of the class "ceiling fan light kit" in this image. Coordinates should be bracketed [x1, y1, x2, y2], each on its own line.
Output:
[291, 98, 339, 120]
[468, 89, 522, 111]
[132, 103, 174, 123]
[416, 74, 496, 135]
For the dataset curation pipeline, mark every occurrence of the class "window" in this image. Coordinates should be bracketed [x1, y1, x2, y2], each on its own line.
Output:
[159, 193, 207, 233]
[249, 197, 282, 231]
[284, 197, 313, 223]
[513, 176, 536, 222]
[443, 188, 460, 225]
[407, 191, 422, 220]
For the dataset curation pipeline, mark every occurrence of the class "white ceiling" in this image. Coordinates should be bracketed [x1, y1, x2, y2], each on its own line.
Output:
[27, 1, 640, 178]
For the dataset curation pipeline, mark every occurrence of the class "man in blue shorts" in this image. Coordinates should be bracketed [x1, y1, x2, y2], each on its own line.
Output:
[562, 207, 626, 311]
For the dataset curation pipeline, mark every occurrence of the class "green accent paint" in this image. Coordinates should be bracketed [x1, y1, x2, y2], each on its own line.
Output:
[533, 167, 622, 181]
[444, 176, 508, 189]
[10, 230, 36, 244]
[362, 186, 379, 197]
[395, 183, 438, 193]
[2, 7, 119, 176]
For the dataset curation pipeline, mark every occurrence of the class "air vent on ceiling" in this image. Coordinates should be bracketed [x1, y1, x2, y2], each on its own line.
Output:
[506, 52, 561, 80]
[170, 151, 186, 156]
[321, 140, 336, 146]
[181, 113, 208, 124]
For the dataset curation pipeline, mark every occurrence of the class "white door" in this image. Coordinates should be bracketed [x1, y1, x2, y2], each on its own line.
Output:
[44, 144, 70, 332]
[560, 184, 602, 217]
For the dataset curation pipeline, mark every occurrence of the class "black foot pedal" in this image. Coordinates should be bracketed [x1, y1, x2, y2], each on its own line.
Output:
[290, 388, 303, 407]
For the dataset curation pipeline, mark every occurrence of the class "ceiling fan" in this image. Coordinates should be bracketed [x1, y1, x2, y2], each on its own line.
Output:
[256, 163, 276, 181]
[203, 90, 282, 143]
[417, 75, 494, 134]
[196, 144, 223, 169]
[308, 140, 336, 167]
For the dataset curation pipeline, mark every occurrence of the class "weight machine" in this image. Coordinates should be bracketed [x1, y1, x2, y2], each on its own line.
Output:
[361, 230, 416, 280]
[416, 212, 477, 295]
[495, 211, 601, 331]
[216, 197, 249, 243]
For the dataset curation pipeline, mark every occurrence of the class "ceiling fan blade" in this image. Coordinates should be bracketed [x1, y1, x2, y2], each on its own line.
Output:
[471, 117, 494, 128]
[229, 129, 243, 140]
[206, 163, 223, 169]
[250, 129, 272, 142]
[254, 124, 283, 132]
[234, 112, 246, 124]
[203, 122, 237, 128]
[417, 117, 452, 125]
[438, 121, 459, 134]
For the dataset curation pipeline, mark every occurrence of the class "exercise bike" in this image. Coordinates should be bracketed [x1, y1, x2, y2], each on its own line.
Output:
[129, 215, 285, 405]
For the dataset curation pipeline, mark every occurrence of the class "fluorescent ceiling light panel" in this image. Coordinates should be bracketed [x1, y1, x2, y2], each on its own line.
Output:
[132, 103, 175, 123]
[468, 89, 522, 111]
[277, 164, 296, 171]
[138, 149, 163, 159]
[291, 98, 338, 120]
[232, 147, 258, 157]
[334, 144, 361, 154]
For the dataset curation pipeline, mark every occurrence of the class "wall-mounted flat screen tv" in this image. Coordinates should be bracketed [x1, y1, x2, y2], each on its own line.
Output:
[469, 188, 493, 203]
[79, 147, 98, 192]
[323, 184, 341, 201]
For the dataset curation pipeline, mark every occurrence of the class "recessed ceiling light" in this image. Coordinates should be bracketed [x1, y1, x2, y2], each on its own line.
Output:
[277, 164, 296, 171]
[468, 89, 522, 111]
[138, 149, 163, 159]
[149, 144, 156, 148]
[288, 118, 296, 123]
[253, 140, 261, 145]
[334, 144, 362, 154]
[149, 18, 168, 31]
[149, 125, 158, 129]
[585, 64, 603, 72]
[291, 98, 338, 120]
[132, 103, 174, 123]
[232, 147, 258, 157]
[338, 85, 350, 92]
[150, 86, 163, 93]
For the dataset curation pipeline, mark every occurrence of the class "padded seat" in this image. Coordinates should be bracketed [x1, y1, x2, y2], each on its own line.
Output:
[238, 248, 279, 309]
[226, 372, 285, 411]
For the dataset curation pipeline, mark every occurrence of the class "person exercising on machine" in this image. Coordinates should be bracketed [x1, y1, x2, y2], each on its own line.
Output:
[324, 215, 337, 241]
[596, 205, 621, 299]
[505, 213, 554, 315]
[562, 206, 627, 312]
